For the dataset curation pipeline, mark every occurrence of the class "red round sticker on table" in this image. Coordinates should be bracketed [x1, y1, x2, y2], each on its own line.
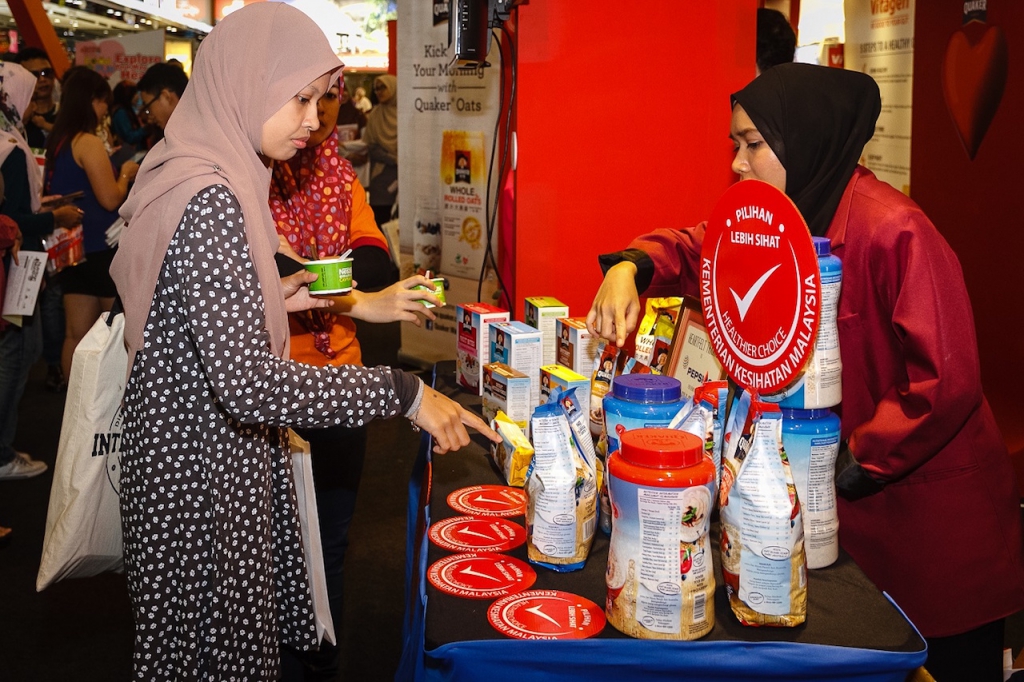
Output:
[447, 485, 527, 517]
[429, 516, 526, 553]
[700, 179, 820, 393]
[488, 590, 606, 640]
[428, 552, 536, 599]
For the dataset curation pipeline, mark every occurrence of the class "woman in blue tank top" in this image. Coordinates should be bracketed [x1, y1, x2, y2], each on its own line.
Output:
[45, 68, 139, 378]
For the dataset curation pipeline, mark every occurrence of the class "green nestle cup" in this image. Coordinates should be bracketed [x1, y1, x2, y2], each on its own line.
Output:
[304, 258, 353, 295]
[414, 277, 446, 308]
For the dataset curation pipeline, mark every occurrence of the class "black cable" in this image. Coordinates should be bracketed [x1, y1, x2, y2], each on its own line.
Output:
[492, 22, 515, 312]
[477, 20, 515, 313]
[479, 27, 503, 305]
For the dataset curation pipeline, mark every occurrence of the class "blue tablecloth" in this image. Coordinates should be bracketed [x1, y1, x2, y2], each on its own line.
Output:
[398, 362, 927, 682]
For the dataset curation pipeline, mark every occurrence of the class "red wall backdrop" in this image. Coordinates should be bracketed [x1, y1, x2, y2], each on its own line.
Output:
[509, 1, 756, 320]
[911, 3, 1024, 480]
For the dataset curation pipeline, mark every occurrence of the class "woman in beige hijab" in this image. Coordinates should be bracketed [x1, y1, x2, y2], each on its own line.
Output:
[362, 74, 398, 226]
[110, 6, 495, 679]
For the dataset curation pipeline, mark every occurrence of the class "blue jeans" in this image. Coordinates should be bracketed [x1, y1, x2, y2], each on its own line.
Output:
[39, 276, 64, 368]
[0, 308, 43, 465]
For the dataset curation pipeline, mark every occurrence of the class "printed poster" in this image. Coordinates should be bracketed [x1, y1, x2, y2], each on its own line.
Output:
[844, 0, 916, 194]
[396, 0, 502, 278]
[75, 30, 165, 86]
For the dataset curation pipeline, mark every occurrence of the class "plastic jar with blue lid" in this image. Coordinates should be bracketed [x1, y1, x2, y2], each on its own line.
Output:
[603, 374, 686, 456]
[780, 407, 841, 569]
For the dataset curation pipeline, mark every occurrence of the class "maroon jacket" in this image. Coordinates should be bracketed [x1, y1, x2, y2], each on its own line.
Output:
[625, 166, 1024, 637]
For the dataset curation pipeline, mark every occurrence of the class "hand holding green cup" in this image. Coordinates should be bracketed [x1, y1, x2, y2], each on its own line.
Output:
[413, 276, 446, 308]
[303, 258, 353, 295]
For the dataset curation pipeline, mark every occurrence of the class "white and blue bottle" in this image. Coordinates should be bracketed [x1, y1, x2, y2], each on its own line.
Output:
[766, 236, 843, 409]
[780, 407, 841, 569]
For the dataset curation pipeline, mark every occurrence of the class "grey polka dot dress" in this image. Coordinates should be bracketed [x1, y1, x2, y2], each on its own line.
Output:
[119, 185, 405, 681]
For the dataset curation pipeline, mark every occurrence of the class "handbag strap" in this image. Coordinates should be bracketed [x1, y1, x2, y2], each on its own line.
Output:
[106, 295, 124, 327]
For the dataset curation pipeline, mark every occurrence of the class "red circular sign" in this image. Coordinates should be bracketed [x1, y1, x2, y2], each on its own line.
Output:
[428, 552, 536, 599]
[700, 180, 820, 393]
[429, 516, 527, 553]
[447, 485, 527, 517]
[488, 590, 606, 640]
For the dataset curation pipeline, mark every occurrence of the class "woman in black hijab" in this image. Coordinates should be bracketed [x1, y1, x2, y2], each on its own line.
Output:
[589, 63, 1024, 682]
[730, 63, 880, 237]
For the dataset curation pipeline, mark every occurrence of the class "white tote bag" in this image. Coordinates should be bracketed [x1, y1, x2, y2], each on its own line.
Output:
[37, 309, 126, 590]
[289, 430, 337, 646]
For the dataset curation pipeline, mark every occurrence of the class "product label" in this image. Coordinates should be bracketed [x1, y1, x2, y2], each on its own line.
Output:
[482, 364, 532, 437]
[491, 323, 543, 407]
[782, 429, 840, 568]
[557, 318, 600, 376]
[529, 415, 581, 558]
[606, 477, 714, 639]
[735, 420, 797, 616]
[457, 308, 509, 394]
[803, 271, 843, 406]
[525, 300, 569, 367]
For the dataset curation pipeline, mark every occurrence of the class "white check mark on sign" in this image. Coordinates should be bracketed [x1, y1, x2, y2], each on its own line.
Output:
[456, 527, 494, 540]
[524, 604, 561, 627]
[729, 264, 781, 322]
[459, 566, 501, 581]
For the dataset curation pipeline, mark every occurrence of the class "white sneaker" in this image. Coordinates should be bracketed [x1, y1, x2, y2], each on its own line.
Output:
[0, 452, 48, 480]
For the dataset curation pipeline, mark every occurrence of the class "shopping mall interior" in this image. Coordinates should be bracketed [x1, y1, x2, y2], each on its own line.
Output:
[0, 1, 1022, 680]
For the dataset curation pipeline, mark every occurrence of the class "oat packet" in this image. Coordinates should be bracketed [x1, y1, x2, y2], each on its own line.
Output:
[719, 401, 807, 627]
[525, 387, 598, 572]
[634, 297, 683, 369]
[490, 411, 534, 487]
[590, 342, 619, 442]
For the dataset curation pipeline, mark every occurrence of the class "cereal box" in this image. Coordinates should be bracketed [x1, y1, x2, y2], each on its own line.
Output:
[456, 303, 510, 395]
[482, 363, 532, 438]
[489, 321, 543, 407]
[524, 296, 569, 367]
[555, 317, 599, 376]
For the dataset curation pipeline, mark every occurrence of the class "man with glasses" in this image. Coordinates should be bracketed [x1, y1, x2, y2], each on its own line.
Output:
[16, 47, 57, 150]
[135, 62, 189, 131]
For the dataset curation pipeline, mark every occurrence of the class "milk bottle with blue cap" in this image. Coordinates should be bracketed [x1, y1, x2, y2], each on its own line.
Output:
[764, 236, 842, 409]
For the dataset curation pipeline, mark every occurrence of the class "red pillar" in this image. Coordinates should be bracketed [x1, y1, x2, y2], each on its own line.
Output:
[7, 0, 72, 78]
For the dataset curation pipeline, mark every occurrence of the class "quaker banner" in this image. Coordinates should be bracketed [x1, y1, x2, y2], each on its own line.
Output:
[396, 0, 502, 279]
[699, 181, 820, 393]
[75, 30, 165, 86]
[844, 0, 915, 193]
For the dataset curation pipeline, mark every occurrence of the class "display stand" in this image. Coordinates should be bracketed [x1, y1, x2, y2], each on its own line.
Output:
[398, 361, 928, 682]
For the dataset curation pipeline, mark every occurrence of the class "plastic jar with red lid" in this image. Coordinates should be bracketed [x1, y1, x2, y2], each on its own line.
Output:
[605, 428, 716, 640]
